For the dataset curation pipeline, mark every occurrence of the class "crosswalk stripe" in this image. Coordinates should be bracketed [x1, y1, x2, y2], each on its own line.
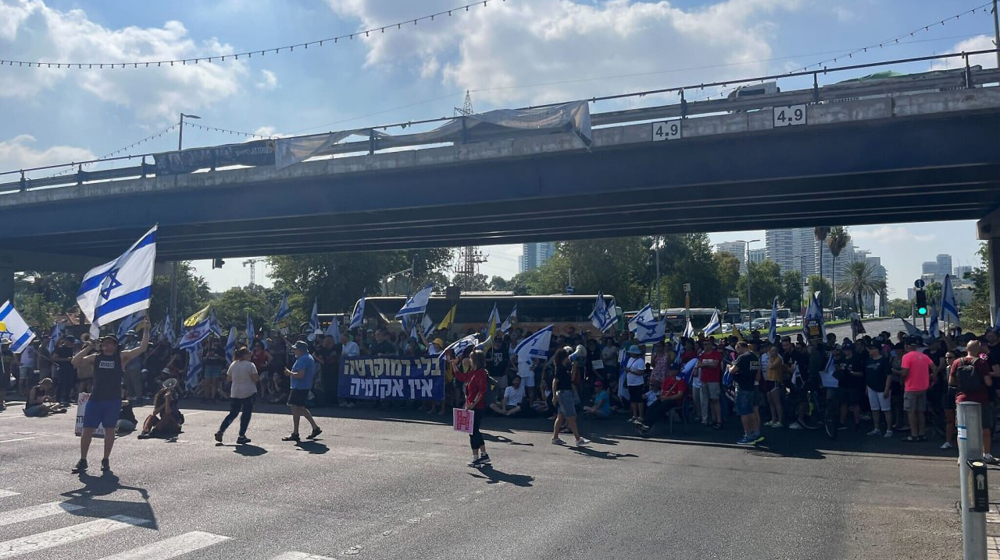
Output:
[0, 514, 149, 559]
[269, 553, 337, 560]
[0, 490, 18, 498]
[0, 502, 84, 527]
[95, 531, 230, 560]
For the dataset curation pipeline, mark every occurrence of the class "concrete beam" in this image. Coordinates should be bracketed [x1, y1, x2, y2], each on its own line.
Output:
[8, 250, 105, 274]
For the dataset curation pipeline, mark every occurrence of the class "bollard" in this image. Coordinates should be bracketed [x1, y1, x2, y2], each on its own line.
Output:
[958, 401, 987, 560]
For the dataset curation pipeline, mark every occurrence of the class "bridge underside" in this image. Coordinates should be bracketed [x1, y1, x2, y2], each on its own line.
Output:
[3, 110, 999, 262]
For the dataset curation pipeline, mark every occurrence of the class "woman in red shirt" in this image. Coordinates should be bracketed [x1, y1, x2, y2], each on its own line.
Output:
[454, 350, 490, 467]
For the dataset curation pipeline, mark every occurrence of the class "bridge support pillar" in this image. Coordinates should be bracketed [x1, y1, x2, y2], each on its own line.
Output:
[0, 252, 14, 305]
[989, 239, 1000, 326]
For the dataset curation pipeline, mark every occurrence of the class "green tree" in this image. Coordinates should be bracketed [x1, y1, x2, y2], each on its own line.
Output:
[533, 238, 647, 307]
[925, 282, 943, 307]
[507, 270, 539, 295]
[736, 260, 782, 309]
[14, 292, 60, 329]
[888, 298, 912, 319]
[814, 227, 830, 285]
[826, 226, 850, 302]
[148, 262, 211, 324]
[660, 234, 729, 309]
[715, 252, 741, 301]
[840, 260, 887, 316]
[806, 275, 833, 308]
[781, 270, 803, 313]
[963, 243, 992, 330]
[15, 271, 81, 313]
[211, 285, 275, 332]
[452, 273, 489, 291]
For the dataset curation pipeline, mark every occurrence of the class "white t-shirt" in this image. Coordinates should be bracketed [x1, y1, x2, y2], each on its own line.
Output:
[503, 384, 525, 407]
[343, 341, 360, 357]
[626, 357, 645, 387]
[20, 345, 36, 368]
[228, 360, 259, 399]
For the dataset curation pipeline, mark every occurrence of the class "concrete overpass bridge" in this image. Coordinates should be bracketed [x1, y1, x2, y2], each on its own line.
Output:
[1, 51, 999, 305]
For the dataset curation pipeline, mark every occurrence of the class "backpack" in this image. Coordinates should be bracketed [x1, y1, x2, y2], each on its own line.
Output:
[956, 358, 984, 392]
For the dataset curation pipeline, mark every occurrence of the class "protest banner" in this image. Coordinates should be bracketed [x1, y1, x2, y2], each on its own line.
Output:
[453, 408, 474, 434]
[338, 356, 445, 401]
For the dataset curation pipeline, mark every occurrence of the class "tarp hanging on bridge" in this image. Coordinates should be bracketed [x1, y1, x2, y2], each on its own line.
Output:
[274, 100, 592, 170]
[154, 140, 275, 175]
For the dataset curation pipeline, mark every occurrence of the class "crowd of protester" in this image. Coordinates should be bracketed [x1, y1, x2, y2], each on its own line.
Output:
[3, 318, 1000, 461]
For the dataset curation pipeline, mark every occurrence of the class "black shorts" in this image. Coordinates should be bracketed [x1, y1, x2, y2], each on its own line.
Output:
[287, 389, 309, 407]
[838, 387, 861, 406]
[943, 388, 958, 411]
[628, 385, 644, 403]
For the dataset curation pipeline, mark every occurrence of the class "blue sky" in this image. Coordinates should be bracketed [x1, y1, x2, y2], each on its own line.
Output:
[0, 0, 996, 299]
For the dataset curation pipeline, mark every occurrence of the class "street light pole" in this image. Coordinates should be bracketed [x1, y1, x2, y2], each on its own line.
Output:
[170, 113, 201, 323]
[736, 239, 760, 310]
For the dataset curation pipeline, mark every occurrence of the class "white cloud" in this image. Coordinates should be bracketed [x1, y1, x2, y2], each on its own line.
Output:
[256, 69, 278, 90]
[831, 6, 855, 22]
[850, 225, 936, 244]
[326, 0, 801, 106]
[931, 35, 997, 71]
[0, 0, 248, 119]
[0, 134, 94, 172]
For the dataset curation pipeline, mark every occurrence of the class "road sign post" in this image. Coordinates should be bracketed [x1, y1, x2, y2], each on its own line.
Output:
[957, 402, 987, 560]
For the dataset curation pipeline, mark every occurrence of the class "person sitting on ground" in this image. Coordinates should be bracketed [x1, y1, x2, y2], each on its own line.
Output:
[490, 374, 525, 417]
[138, 380, 185, 439]
[23, 378, 66, 417]
[116, 402, 138, 435]
[584, 380, 611, 419]
[639, 366, 687, 435]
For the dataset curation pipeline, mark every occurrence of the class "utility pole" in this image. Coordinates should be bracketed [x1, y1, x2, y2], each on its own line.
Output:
[169, 112, 201, 323]
[655, 235, 661, 315]
[993, 0, 1000, 70]
[243, 258, 263, 286]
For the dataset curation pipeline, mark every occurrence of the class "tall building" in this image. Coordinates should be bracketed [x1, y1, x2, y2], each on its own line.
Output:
[954, 265, 973, 280]
[936, 254, 953, 280]
[716, 241, 747, 272]
[765, 228, 816, 277]
[748, 248, 765, 265]
[921, 261, 939, 283]
[519, 242, 556, 272]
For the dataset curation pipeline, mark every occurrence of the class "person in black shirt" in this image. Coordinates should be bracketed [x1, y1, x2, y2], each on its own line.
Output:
[729, 342, 763, 445]
[837, 343, 864, 431]
[864, 343, 893, 437]
[52, 338, 77, 406]
[313, 335, 342, 407]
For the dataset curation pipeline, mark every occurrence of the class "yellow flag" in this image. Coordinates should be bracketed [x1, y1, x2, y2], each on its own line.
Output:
[733, 327, 744, 342]
[437, 305, 457, 330]
[184, 304, 211, 327]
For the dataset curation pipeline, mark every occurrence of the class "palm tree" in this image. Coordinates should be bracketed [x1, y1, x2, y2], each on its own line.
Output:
[826, 226, 850, 307]
[840, 261, 887, 316]
[814, 227, 830, 293]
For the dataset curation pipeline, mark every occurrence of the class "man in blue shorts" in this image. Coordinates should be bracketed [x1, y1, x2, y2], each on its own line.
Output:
[282, 340, 322, 442]
[729, 341, 763, 445]
[71, 319, 151, 473]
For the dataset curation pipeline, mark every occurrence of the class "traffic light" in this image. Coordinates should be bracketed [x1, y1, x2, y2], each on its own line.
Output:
[211, 258, 225, 269]
[915, 289, 928, 316]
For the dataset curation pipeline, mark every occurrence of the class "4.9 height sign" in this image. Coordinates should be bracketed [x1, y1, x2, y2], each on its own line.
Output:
[338, 356, 445, 401]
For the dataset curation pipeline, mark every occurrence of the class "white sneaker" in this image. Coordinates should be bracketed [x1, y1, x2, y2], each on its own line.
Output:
[788, 422, 804, 430]
[940, 442, 954, 450]
[867, 429, 881, 436]
[551, 438, 565, 445]
[884, 430, 893, 438]
[575, 438, 590, 446]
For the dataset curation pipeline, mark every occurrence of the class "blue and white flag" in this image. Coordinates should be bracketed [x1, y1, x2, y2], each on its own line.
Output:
[803, 291, 825, 340]
[349, 290, 366, 330]
[590, 292, 612, 332]
[941, 274, 960, 325]
[116, 311, 145, 340]
[929, 301, 940, 339]
[703, 309, 721, 336]
[500, 304, 517, 334]
[487, 303, 501, 340]
[325, 316, 342, 341]
[308, 299, 320, 333]
[186, 343, 202, 390]
[0, 301, 35, 353]
[672, 333, 685, 366]
[421, 314, 435, 340]
[208, 308, 222, 336]
[77, 225, 157, 337]
[682, 317, 694, 339]
[225, 326, 237, 362]
[441, 333, 480, 361]
[513, 324, 553, 367]
[274, 293, 291, 324]
[48, 321, 65, 353]
[607, 298, 620, 326]
[178, 315, 213, 350]
[768, 296, 779, 343]
[900, 317, 922, 337]
[161, 310, 175, 345]
[628, 304, 655, 333]
[396, 283, 434, 317]
[245, 311, 255, 347]
[634, 318, 667, 344]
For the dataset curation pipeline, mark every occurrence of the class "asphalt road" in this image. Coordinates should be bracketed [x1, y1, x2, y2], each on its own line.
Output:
[0, 396, 967, 560]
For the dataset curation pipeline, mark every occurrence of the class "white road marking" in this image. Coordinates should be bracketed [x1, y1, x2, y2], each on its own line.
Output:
[0, 490, 18, 498]
[182, 411, 207, 416]
[96, 531, 230, 560]
[270, 553, 337, 560]
[0, 515, 149, 559]
[0, 437, 35, 444]
[0, 502, 84, 527]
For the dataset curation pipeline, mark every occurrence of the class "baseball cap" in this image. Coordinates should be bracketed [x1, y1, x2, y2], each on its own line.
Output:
[292, 340, 309, 352]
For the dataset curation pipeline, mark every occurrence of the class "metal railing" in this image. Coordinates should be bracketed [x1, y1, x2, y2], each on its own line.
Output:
[1, 48, 997, 195]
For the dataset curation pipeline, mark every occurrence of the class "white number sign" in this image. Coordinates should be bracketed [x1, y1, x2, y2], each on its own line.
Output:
[652, 120, 681, 141]
[773, 105, 807, 127]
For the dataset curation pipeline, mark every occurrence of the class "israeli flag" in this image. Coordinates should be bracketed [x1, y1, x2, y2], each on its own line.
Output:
[246, 311, 255, 347]
[274, 293, 291, 324]
[607, 298, 620, 325]
[500, 304, 517, 334]
[309, 299, 320, 334]
[349, 290, 366, 330]
[900, 317, 922, 337]
[0, 301, 35, 353]
[802, 291, 825, 340]
[682, 318, 694, 339]
[941, 274, 960, 325]
[208, 308, 222, 336]
[768, 296, 779, 343]
[396, 283, 434, 317]
[929, 301, 940, 339]
[513, 324, 553, 367]
[186, 343, 202, 390]
[441, 333, 480, 360]
[225, 326, 237, 362]
[590, 292, 612, 332]
[178, 316, 213, 350]
[672, 333, 684, 366]
[325, 316, 342, 341]
[635, 319, 667, 343]
[48, 321, 65, 353]
[77, 225, 157, 337]
[703, 309, 721, 336]
[487, 303, 501, 339]
[679, 358, 699, 384]
[628, 304, 655, 333]
[116, 311, 145, 340]
[161, 311, 175, 345]
[421, 314, 435, 340]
